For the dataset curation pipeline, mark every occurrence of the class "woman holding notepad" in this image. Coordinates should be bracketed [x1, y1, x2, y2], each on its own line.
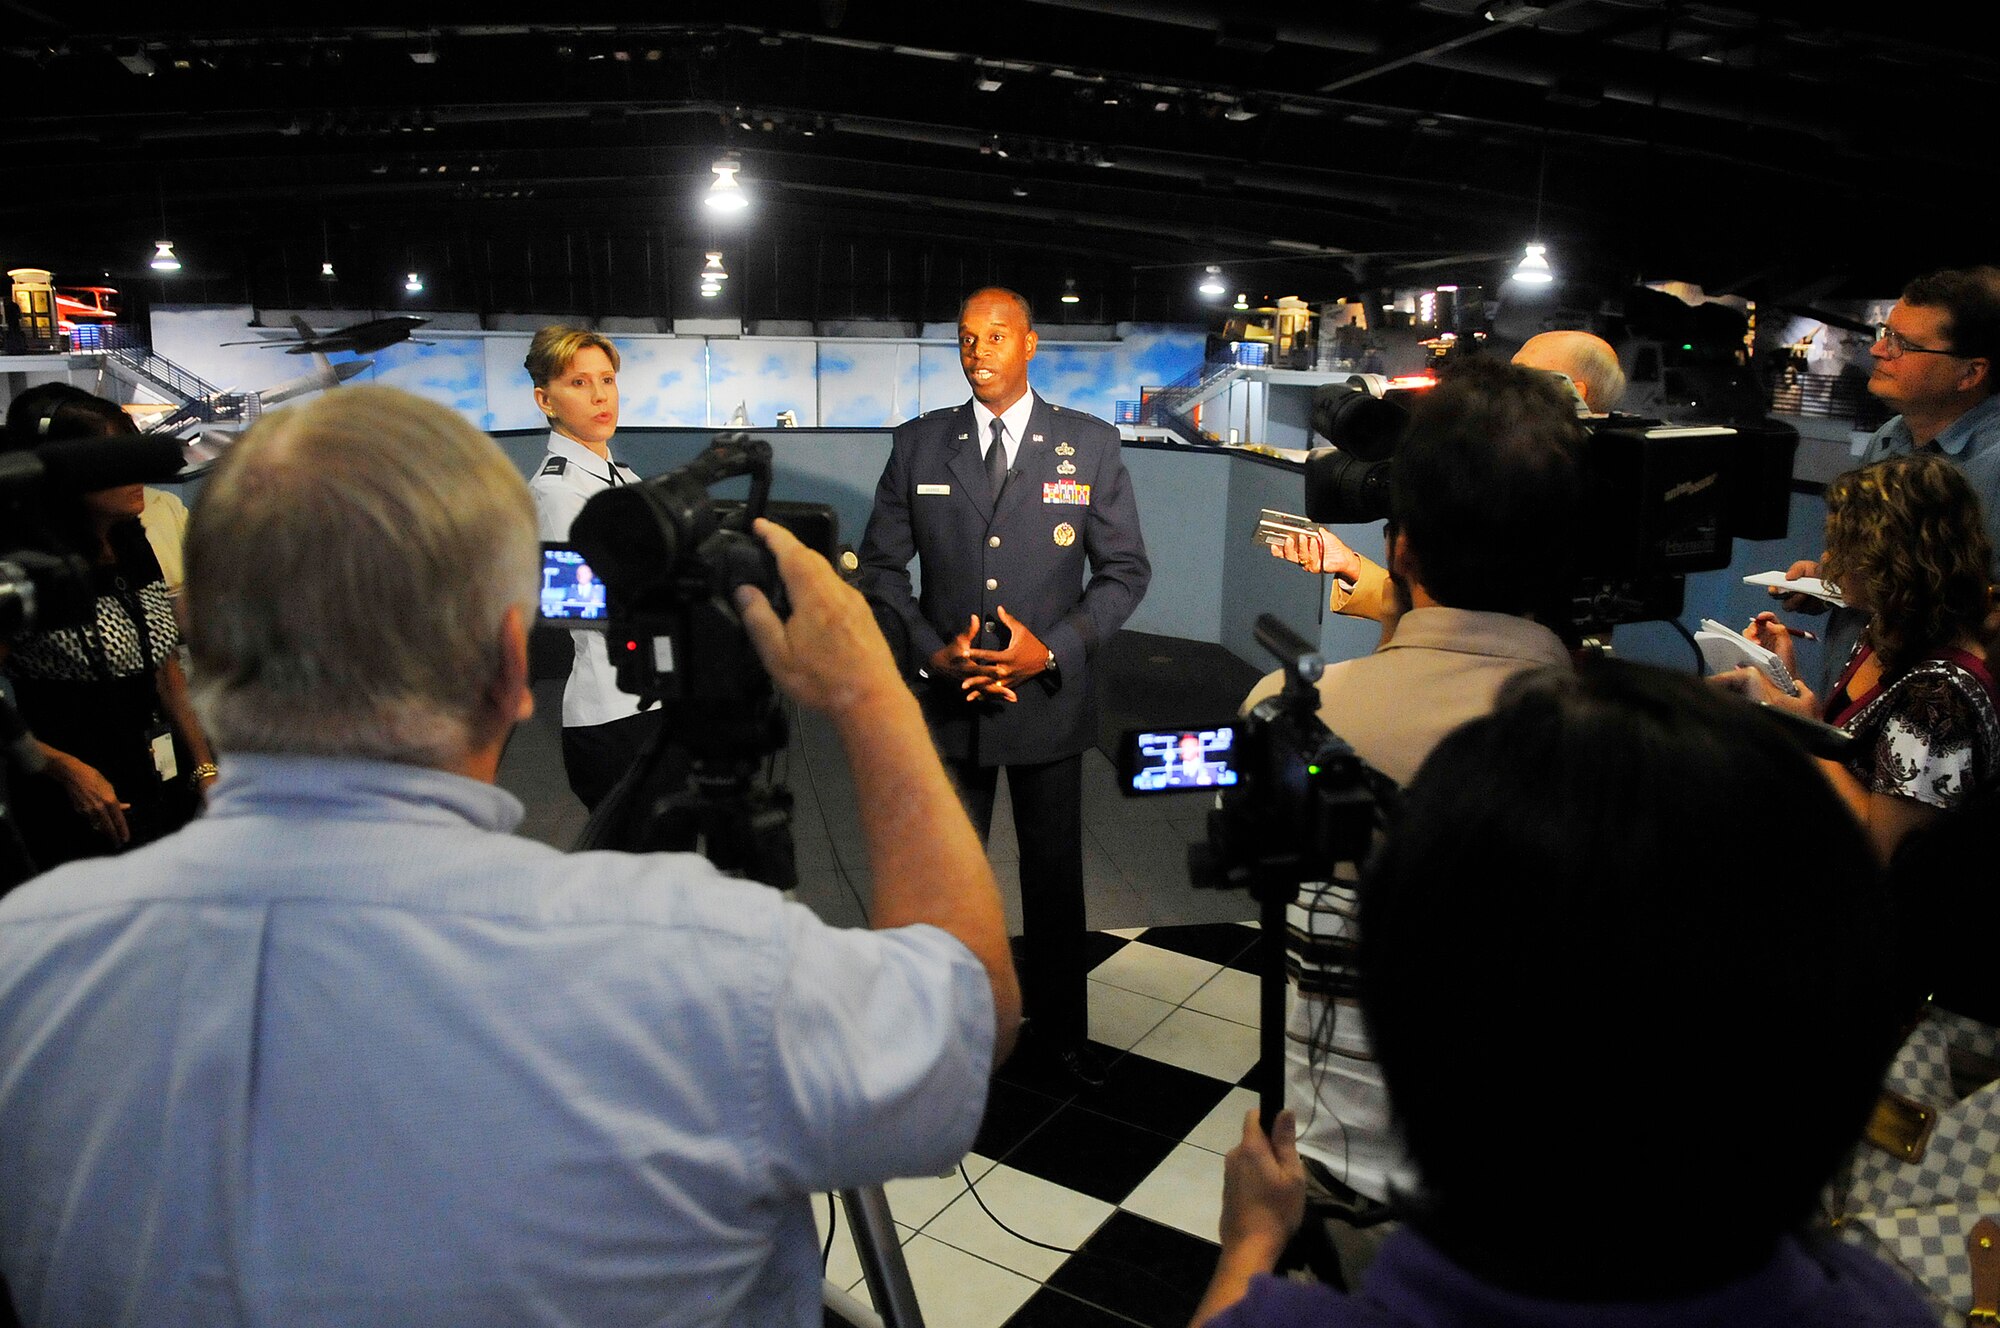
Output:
[1720, 453, 1999, 859]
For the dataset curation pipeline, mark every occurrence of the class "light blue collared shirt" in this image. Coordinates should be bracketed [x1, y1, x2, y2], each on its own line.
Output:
[0, 754, 994, 1327]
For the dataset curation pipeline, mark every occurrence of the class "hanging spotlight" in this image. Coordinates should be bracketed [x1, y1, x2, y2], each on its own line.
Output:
[1060, 277, 1081, 305]
[1233, 292, 1248, 311]
[1511, 242, 1554, 285]
[149, 241, 181, 272]
[320, 261, 337, 281]
[705, 157, 749, 212]
[404, 272, 424, 293]
[1198, 265, 1226, 298]
[702, 251, 729, 281]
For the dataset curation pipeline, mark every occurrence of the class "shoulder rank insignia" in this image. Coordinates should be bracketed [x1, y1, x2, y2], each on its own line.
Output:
[538, 456, 568, 477]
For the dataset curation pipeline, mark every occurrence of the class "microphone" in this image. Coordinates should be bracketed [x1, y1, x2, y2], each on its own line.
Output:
[30, 434, 188, 493]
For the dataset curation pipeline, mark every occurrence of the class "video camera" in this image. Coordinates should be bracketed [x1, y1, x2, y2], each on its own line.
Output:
[1113, 613, 1397, 1126]
[1302, 372, 1799, 631]
[546, 433, 837, 884]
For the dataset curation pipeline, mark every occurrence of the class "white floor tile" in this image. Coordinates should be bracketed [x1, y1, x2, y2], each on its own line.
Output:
[1120, 1142, 1227, 1244]
[1102, 927, 1148, 940]
[1088, 941, 1223, 1005]
[1129, 1005, 1262, 1082]
[1185, 1086, 1261, 1155]
[1086, 980, 1176, 1050]
[879, 1153, 996, 1229]
[919, 1162, 1115, 1280]
[1183, 965, 1260, 1026]
[896, 1232, 1042, 1328]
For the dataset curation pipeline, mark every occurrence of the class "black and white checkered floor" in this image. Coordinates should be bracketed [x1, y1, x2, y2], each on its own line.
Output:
[816, 921, 1263, 1328]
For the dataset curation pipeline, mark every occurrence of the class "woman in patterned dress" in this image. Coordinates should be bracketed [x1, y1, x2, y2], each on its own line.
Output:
[1, 386, 215, 878]
[1735, 452, 1998, 859]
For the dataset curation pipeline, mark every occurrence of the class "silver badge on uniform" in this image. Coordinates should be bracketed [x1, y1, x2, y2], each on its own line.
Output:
[1056, 460, 1076, 476]
[1055, 442, 1075, 456]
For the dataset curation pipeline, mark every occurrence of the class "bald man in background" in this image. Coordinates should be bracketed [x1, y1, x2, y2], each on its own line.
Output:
[1511, 330, 1627, 415]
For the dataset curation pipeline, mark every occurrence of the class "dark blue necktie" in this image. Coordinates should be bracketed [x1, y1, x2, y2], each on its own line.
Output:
[985, 417, 1009, 503]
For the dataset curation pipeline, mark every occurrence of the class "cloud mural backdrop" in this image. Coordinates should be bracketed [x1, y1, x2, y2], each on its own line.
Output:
[147, 306, 1202, 433]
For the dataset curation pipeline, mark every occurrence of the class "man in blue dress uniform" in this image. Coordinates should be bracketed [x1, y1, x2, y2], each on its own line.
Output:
[860, 287, 1150, 1085]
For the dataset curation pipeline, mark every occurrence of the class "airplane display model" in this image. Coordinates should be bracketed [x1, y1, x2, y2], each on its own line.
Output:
[222, 313, 429, 356]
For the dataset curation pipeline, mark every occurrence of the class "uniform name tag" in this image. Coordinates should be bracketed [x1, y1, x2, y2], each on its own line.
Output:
[1043, 480, 1092, 505]
[918, 484, 951, 495]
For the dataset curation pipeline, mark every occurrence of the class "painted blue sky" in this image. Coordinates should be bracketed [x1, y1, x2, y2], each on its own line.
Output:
[148, 306, 1202, 433]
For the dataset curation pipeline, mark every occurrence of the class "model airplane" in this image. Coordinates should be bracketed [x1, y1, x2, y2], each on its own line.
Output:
[256, 353, 372, 405]
[222, 313, 429, 356]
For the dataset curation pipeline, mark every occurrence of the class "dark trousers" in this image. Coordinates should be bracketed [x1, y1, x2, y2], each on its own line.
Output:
[952, 753, 1087, 1049]
[561, 709, 667, 812]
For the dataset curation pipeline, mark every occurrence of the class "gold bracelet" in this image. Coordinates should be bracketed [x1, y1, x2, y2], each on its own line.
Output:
[192, 763, 219, 782]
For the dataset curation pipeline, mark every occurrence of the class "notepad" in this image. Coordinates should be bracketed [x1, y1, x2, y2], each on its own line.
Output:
[1743, 571, 1847, 608]
[1696, 619, 1800, 696]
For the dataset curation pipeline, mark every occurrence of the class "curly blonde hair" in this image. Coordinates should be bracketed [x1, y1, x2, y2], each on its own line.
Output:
[1821, 453, 1994, 670]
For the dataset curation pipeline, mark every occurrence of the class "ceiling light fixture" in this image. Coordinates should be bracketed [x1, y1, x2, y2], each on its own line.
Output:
[975, 73, 1004, 93]
[703, 251, 729, 281]
[1060, 278, 1081, 305]
[1199, 265, 1226, 298]
[1512, 142, 1555, 286]
[1233, 292, 1248, 310]
[705, 156, 749, 212]
[320, 260, 336, 281]
[149, 240, 181, 272]
[404, 271, 424, 293]
[1512, 243, 1554, 284]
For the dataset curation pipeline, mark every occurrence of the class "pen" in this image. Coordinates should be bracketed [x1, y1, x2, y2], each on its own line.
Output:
[1768, 623, 1818, 641]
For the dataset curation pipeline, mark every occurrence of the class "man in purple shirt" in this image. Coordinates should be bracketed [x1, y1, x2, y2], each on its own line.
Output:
[1193, 663, 1931, 1328]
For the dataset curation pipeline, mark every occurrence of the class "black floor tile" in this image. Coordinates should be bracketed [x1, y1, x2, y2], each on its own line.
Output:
[1134, 921, 1261, 969]
[1001, 1285, 1148, 1328]
[973, 1077, 1067, 1162]
[999, 1103, 1179, 1206]
[1080, 928, 1132, 974]
[993, 1034, 1122, 1102]
[1047, 1211, 1220, 1328]
[1068, 1051, 1235, 1139]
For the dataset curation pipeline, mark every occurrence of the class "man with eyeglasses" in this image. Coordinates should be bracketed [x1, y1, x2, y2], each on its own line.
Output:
[1777, 266, 2000, 689]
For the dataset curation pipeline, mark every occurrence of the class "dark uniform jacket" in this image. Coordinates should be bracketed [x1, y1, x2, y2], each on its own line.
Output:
[859, 394, 1150, 766]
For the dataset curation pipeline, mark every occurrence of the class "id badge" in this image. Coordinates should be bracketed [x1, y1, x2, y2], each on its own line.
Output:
[146, 721, 177, 783]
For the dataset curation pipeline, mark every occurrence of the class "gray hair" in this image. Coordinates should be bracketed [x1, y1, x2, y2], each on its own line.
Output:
[185, 386, 539, 766]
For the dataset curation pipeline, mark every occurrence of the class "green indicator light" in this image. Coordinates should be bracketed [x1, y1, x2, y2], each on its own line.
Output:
[1307, 764, 1320, 775]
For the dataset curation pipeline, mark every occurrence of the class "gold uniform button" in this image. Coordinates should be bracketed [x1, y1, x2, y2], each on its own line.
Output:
[985, 578, 999, 591]
[988, 535, 1001, 548]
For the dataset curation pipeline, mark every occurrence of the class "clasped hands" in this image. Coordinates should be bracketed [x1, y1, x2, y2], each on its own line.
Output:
[929, 608, 1048, 703]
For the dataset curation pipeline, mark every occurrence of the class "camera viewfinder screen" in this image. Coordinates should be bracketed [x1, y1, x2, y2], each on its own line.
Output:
[1129, 727, 1239, 792]
[540, 545, 609, 626]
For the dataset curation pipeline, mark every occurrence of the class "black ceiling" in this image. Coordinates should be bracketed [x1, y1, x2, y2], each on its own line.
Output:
[5, 1, 1993, 327]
